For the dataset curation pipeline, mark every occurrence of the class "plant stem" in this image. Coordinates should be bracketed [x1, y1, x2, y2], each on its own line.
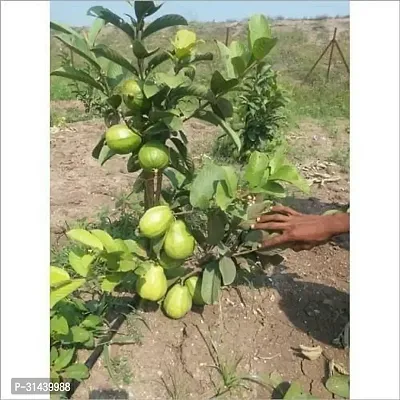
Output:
[232, 248, 257, 257]
[155, 169, 163, 205]
[174, 210, 195, 216]
[143, 171, 155, 210]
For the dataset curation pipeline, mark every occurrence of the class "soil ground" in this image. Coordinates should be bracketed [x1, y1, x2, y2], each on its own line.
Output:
[51, 113, 349, 399]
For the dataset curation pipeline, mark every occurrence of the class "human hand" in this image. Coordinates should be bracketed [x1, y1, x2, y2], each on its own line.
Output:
[251, 205, 349, 251]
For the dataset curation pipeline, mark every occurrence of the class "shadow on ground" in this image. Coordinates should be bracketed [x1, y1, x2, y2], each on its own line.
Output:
[238, 264, 349, 346]
[89, 389, 129, 399]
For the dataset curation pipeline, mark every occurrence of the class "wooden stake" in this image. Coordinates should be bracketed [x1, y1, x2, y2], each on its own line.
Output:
[326, 28, 337, 81]
[225, 27, 230, 46]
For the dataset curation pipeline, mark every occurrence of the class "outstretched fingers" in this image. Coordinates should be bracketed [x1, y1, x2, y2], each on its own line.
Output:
[270, 205, 301, 216]
[256, 213, 289, 223]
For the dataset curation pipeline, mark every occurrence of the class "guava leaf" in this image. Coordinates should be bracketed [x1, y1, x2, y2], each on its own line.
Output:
[142, 14, 188, 39]
[92, 135, 105, 160]
[143, 80, 161, 98]
[53, 348, 75, 372]
[50, 315, 69, 335]
[269, 165, 310, 194]
[50, 347, 59, 364]
[50, 279, 85, 309]
[155, 72, 190, 89]
[88, 17, 105, 46]
[131, 40, 159, 59]
[68, 251, 94, 278]
[50, 266, 71, 287]
[80, 315, 103, 329]
[50, 21, 81, 38]
[210, 71, 238, 95]
[118, 259, 136, 272]
[229, 40, 250, 76]
[124, 239, 148, 258]
[248, 14, 277, 60]
[146, 51, 172, 72]
[190, 162, 225, 209]
[98, 144, 117, 166]
[244, 151, 269, 188]
[215, 41, 236, 79]
[207, 211, 226, 245]
[54, 33, 101, 72]
[215, 181, 233, 211]
[87, 6, 136, 40]
[219, 257, 236, 285]
[268, 146, 286, 174]
[51, 66, 105, 92]
[101, 273, 124, 292]
[201, 261, 221, 305]
[66, 229, 104, 250]
[221, 166, 238, 196]
[163, 168, 186, 190]
[169, 83, 214, 103]
[70, 326, 91, 343]
[170, 137, 194, 174]
[134, 1, 162, 21]
[326, 375, 350, 398]
[212, 97, 233, 119]
[283, 381, 315, 399]
[63, 363, 89, 381]
[252, 181, 286, 197]
[91, 44, 138, 76]
[90, 229, 118, 253]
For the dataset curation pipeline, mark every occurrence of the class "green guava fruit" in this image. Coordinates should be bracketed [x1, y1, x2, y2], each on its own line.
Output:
[105, 124, 142, 154]
[121, 79, 150, 112]
[139, 205, 174, 239]
[136, 264, 167, 301]
[138, 141, 169, 170]
[185, 276, 205, 306]
[163, 283, 192, 319]
[164, 220, 195, 260]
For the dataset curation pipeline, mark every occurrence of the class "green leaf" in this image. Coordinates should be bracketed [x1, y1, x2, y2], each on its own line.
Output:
[68, 251, 94, 278]
[92, 135, 105, 160]
[229, 40, 249, 76]
[283, 382, 306, 399]
[63, 363, 90, 381]
[51, 67, 105, 92]
[210, 71, 238, 95]
[83, 332, 95, 349]
[101, 273, 123, 292]
[269, 165, 310, 194]
[91, 44, 138, 76]
[142, 14, 188, 39]
[248, 14, 277, 60]
[325, 375, 350, 398]
[201, 261, 221, 305]
[207, 211, 226, 245]
[212, 97, 233, 119]
[131, 40, 159, 59]
[172, 29, 197, 58]
[134, 1, 162, 21]
[215, 41, 236, 79]
[221, 166, 238, 197]
[54, 33, 101, 72]
[244, 151, 269, 188]
[50, 21, 81, 38]
[155, 72, 190, 89]
[215, 181, 233, 211]
[169, 83, 214, 103]
[90, 229, 118, 253]
[88, 18, 105, 45]
[50, 279, 85, 309]
[118, 259, 136, 272]
[146, 51, 172, 72]
[53, 348, 75, 372]
[50, 266, 71, 287]
[132, 171, 146, 193]
[80, 315, 103, 329]
[151, 235, 165, 258]
[134, 261, 152, 277]
[143, 80, 161, 98]
[219, 257, 236, 285]
[253, 181, 286, 197]
[269, 146, 286, 174]
[194, 110, 241, 151]
[66, 229, 104, 250]
[124, 239, 148, 258]
[163, 168, 186, 189]
[87, 6, 136, 40]
[98, 144, 117, 166]
[190, 162, 225, 209]
[71, 326, 91, 343]
[50, 315, 69, 335]
[169, 137, 194, 173]
[50, 347, 59, 364]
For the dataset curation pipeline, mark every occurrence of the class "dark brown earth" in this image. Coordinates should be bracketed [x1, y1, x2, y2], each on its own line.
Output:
[50, 112, 349, 399]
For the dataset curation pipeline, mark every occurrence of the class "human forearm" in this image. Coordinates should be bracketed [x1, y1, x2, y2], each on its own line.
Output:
[324, 213, 350, 236]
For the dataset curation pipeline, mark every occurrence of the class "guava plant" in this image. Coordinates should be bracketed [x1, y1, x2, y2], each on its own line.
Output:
[51, 2, 310, 319]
